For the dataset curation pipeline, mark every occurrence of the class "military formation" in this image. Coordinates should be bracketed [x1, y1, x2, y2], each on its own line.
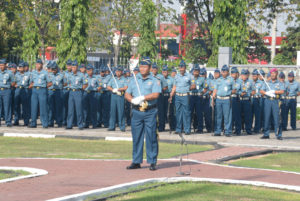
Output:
[0, 58, 299, 141]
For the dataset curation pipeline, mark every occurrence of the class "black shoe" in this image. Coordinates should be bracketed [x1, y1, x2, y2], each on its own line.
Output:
[107, 128, 115, 131]
[48, 125, 54, 128]
[104, 125, 109, 128]
[225, 134, 232, 137]
[184, 132, 191, 135]
[292, 128, 296, 130]
[65, 127, 72, 130]
[28, 125, 37, 128]
[57, 125, 62, 128]
[214, 133, 221, 136]
[260, 135, 269, 139]
[92, 126, 97, 129]
[13, 122, 19, 126]
[126, 163, 141, 170]
[247, 132, 252, 135]
[283, 128, 288, 131]
[43, 126, 48, 129]
[277, 136, 283, 140]
[78, 127, 84, 130]
[6, 124, 12, 127]
[84, 124, 89, 128]
[24, 123, 28, 126]
[174, 131, 180, 134]
[120, 129, 125, 132]
[149, 163, 157, 171]
[196, 130, 203, 134]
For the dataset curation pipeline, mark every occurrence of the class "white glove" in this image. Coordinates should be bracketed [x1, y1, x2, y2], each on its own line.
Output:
[112, 88, 118, 93]
[266, 91, 275, 97]
[131, 96, 145, 105]
[270, 90, 275, 94]
[116, 91, 122, 96]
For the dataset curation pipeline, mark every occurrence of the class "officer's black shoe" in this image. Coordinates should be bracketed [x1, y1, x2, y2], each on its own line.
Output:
[246, 132, 252, 135]
[84, 124, 89, 128]
[13, 122, 19, 126]
[283, 128, 288, 131]
[149, 163, 157, 171]
[184, 132, 191, 135]
[292, 128, 296, 130]
[48, 125, 54, 128]
[126, 163, 141, 170]
[260, 135, 270, 139]
[104, 125, 109, 128]
[214, 133, 221, 136]
[277, 136, 283, 140]
[78, 127, 84, 130]
[24, 123, 28, 127]
[196, 130, 203, 134]
[57, 125, 62, 128]
[120, 129, 125, 132]
[107, 128, 115, 131]
[92, 126, 97, 129]
[65, 127, 72, 130]
[225, 134, 232, 137]
[174, 131, 180, 134]
[43, 126, 48, 129]
[28, 125, 37, 128]
[6, 124, 12, 127]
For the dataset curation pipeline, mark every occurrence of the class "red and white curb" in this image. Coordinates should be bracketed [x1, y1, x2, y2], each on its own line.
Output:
[0, 167, 48, 183]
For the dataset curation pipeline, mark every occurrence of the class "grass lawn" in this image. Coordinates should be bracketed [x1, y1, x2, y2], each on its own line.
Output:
[0, 169, 30, 180]
[229, 152, 300, 173]
[297, 107, 300, 120]
[98, 182, 300, 201]
[0, 137, 213, 159]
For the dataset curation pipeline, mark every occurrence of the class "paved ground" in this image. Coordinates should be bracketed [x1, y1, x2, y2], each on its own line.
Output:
[0, 123, 300, 201]
[0, 122, 300, 150]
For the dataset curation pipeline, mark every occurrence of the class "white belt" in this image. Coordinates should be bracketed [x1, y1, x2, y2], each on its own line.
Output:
[286, 96, 297, 99]
[176, 93, 189, 96]
[240, 97, 250, 101]
[217, 96, 230, 100]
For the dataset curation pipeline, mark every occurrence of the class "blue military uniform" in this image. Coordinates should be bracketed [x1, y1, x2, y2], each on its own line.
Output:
[62, 59, 73, 126]
[126, 57, 161, 167]
[108, 68, 127, 131]
[124, 70, 132, 126]
[0, 59, 14, 126]
[214, 65, 233, 136]
[48, 62, 63, 127]
[251, 69, 264, 133]
[259, 70, 266, 131]
[209, 70, 220, 132]
[285, 71, 300, 130]
[240, 69, 254, 134]
[29, 59, 51, 128]
[190, 65, 206, 133]
[173, 60, 193, 134]
[166, 72, 175, 131]
[66, 60, 86, 129]
[14, 62, 30, 126]
[230, 67, 242, 135]
[101, 66, 111, 128]
[83, 65, 99, 128]
[279, 72, 288, 131]
[96, 67, 105, 127]
[261, 73, 285, 139]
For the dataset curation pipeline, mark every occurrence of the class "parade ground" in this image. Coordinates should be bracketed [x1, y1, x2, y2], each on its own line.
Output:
[0, 123, 300, 201]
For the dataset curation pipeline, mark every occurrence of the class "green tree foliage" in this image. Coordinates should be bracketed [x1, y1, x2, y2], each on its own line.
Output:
[247, 30, 270, 64]
[138, 0, 157, 58]
[57, 0, 90, 67]
[208, 0, 249, 66]
[21, 18, 40, 67]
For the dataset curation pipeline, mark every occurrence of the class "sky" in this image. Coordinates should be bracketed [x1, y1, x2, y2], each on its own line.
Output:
[164, 0, 298, 36]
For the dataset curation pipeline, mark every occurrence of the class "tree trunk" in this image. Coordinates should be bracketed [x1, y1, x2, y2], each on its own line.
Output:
[270, 13, 277, 64]
[114, 29, 123, 66]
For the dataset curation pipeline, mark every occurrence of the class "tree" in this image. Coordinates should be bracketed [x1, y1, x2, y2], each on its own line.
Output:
[57, 0, 90, 67]
[208, 0, 249, 66]
[18, 0, 59, 62]
[138, 0, 157, 58]
[246, 30, 270, 64]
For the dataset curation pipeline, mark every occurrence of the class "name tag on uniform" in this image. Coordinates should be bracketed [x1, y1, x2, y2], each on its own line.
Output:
[103, 83, 107, 88]
[196, 86, 199, 90]
[224, 86, 228, 91]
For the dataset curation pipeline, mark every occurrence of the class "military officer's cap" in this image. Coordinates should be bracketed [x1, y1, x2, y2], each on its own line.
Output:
[79, 63, 86, 69]
[214, 69, 220, 73]
[66, 59, 72, 65]
[179, 60, 186, 67]
[116, 66, 122, 71]
[279, 72, 285, 78]
[200, 68, 206, 75]
[36, 58, 43, 64]
[10, 63, 17, 69]
[23, 62, 29, 67]
[86, 64, 94, 71]
[140, 57, 151, 66]
[231, 67, 239, 74]
[267, 72, 271, 78]
[172, 68, 177, 73]
[252, 69, 259, 75]
[51, 61, 58, 69]
[71, 60, 78, 66]
[162, 65, 168, 71]
[100, 67, 105, 72]
[193, 64, 200, 71]
[46, 61, 53, 68]
[151, 62, 158, 69]
[0, 59, 6, 64]
[133, 66, 139, 72]
[259, 69, 265, 76]
[208, 73, 214, 79]
[221, 65, 229, 72]
[288, 71, 295, 77]
[18, 62, 25, 67]
[241, 69, 249, 75]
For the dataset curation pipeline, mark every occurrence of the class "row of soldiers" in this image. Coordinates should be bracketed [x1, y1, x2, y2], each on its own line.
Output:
[0, 58, 298, 139]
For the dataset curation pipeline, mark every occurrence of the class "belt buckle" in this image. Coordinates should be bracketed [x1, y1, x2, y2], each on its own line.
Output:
[36, 87, 40, 89]
[72, 89, 76, 92]
[1, 88, 3, 91]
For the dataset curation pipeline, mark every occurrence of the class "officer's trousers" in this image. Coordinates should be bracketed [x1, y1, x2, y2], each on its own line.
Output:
[67, 90, 83, 129]
[131, 108, 158, 164]
[31, 87, 48, 127]
[101, 91, 111, 127]
[286, 98, 297, 130]
[0, 89, 12, 125]
[48, 89, 63, 126]
[190, 95, 203, 131]
[263, 98, 282, 137]
[231, 97, 241, 134]
[96, 92, 102, 127]
[175, 95, 191, 133]
[157, 94, 165, 131]
[203, 96, 211, 132]
[14, 88, 29, 125]
[215, 98, 232, 135]
[252, 97, 262, 133]
[109, 93, 125, 130]
[83, 91, 97, 128]
[280, 99, 287, 130]
[168, 97, 176, 131]
[62, 89, 69, 126]
[240, 99, 252, 134]
[125, 100, 131, 126]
